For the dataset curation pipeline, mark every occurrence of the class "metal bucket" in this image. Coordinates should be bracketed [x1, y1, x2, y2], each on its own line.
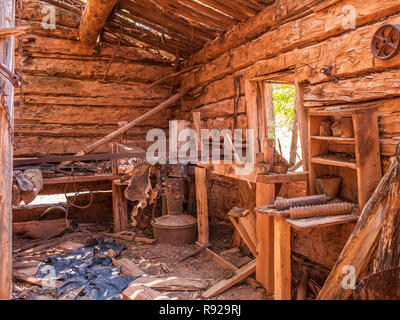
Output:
[152, 214, 197, 245]
[353, 267, 400, 300]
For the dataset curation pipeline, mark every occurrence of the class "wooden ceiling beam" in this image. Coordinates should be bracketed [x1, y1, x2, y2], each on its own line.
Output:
[152, 0, 230, 31]
[116, 10, 205, 49]
[107, 22, 196, 56]
[79, 0, 118, 46]
[198, 0, 249, 21]
[120, 0, 216, 42]
[216, 0, 259, 17]
[177, 0, 239, 26]
[112, 17, 202, 52]
[236, 0, 264, 12]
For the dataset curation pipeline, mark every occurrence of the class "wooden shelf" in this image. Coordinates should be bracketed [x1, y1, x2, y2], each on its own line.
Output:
[258, 172, 309, 184]
[311, 136, 355, 144]
[43, 174, 120, 185]
[285, 214, 359, 230]
[307, 106, 377, 117]
[311, 156, 357, 169]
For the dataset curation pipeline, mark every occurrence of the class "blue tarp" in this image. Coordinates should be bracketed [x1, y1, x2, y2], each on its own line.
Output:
[36, 238, 139, 300]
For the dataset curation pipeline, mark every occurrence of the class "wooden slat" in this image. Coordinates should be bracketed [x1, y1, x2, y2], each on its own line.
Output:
[256, 183, 275, 295]
[152, 0, 231, 31]
[0, 0, 14, 300]
[201, 260, 256, 299]
[199, 0, 249, 21]
[285, 215, 359, 231]
[257, 172, 308, 184]
[274, 217, 291, 300]
[44, 174, 119, 185]
[195, 167, 209, 244]
[119, 0, 215, 43]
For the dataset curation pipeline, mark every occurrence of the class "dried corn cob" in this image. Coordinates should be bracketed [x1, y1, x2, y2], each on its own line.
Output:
[289, 202, 354, 219]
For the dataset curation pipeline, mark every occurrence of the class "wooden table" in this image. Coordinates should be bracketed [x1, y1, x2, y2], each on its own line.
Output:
[256, 205, 359, 300]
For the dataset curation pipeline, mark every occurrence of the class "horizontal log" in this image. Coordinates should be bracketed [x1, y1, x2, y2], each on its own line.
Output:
[19, 74, 171, 99]
[188, 0, 325, 65]
[303, 69, 400, 105]
[182, 74, 245, 111]
[296, 12, 400, 85]
[21, 0, 81, 29]
[196, 97, 246, 120]
[14, 123, 164, 138]
[22, 34, 173, 64]
[21, 56, 174, 83]
[21, 19, 79, 40]
[182, 0, 400, 90]
[21, 96, 165, 108]
[13, 136, 157, 156]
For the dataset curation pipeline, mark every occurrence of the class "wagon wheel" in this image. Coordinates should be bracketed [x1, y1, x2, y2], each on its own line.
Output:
[371, 24, 400, 60]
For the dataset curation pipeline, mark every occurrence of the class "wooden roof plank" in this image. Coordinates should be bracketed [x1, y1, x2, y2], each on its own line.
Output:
[120, 0, 216, 42]
[153, 0, 231, 31]
[116, 10, 205, 49]
[198, 0, 251, 20]
[177, 0, 239, 26]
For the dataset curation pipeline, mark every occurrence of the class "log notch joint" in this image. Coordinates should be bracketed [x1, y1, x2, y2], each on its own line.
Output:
[79, 0, 119, 46]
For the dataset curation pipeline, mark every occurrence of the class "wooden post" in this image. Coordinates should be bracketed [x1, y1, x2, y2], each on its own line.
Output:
[79, 0, 119, 46]
[0, 0, 14, 300]
[256, 182, 275, 295]
[195, 167, 209, 244]
[112, 180, 128, 233]
[274, 217, 291, 300]
[245, 80, 260, 157]
[118, 121, 128, 144]
[295, 80, 308, 171]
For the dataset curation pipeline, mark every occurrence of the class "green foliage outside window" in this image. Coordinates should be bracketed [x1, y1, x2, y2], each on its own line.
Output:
[273, 84, 296, 130]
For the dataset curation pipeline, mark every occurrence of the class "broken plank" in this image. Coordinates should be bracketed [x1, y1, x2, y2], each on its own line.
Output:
[202, 260, 256, 299]
[129, 276, 208, 291]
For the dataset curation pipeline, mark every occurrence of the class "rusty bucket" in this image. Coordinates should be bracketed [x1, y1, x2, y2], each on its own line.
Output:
[353, 267, 400, 300]
[152, 214, 197, 245]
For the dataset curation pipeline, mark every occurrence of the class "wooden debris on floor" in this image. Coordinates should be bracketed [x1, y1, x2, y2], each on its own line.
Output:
[202, 260, 256, 299]
[13, 219, 69, 240]
[57, 241, 85, 253]
[104, 232, 156, 244]
[12, 261, 62, 289]
[128, 277, 208, 291]
[122, 285, 169, 300]
[227, 207, 257, 256]
[106, 249, 144, 278]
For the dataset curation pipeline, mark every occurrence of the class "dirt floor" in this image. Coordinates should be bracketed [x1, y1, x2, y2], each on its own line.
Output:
[12, 222, 272, 300]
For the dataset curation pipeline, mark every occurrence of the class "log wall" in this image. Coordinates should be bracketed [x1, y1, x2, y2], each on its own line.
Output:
[14, 0, 177, 157]
[180, 0, 400, 263]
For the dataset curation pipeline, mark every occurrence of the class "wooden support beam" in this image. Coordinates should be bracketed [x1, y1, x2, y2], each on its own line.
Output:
[256, 182, 275, 295]
[112, 180, 128, 233]
[195, 167, 209, 244]
[79, 0, 118, 46]
[0, 26, 29, 38]
[0, 0, 14, 300]
[295, 80, 308, 172]
[274, 217, 291, 300]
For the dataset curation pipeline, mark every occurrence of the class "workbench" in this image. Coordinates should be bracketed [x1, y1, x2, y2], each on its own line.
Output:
[194, 161, 309, 300]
